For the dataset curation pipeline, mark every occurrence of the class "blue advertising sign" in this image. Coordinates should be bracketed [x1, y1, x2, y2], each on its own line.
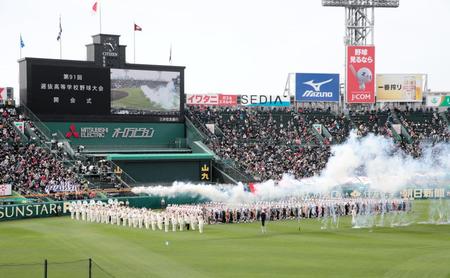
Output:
[295, 73, 340, 102]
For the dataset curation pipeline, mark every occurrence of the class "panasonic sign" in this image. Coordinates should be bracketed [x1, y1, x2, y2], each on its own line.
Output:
[295, 73, 340, 102]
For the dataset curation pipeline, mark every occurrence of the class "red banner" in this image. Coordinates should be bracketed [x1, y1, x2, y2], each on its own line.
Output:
[347, 46, 375, 103]
[186, 94, 237, 106]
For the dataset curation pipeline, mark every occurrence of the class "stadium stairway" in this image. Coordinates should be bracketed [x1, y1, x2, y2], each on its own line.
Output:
[310, 127, 325, 145]
[400, 125, 413, 144]
[321, 126, 333, 143]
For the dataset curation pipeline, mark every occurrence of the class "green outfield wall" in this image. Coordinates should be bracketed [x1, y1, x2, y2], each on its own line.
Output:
[0, 195, 206, 221]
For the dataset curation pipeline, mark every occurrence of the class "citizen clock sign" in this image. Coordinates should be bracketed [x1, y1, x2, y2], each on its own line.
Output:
[102, 36, 119, 57]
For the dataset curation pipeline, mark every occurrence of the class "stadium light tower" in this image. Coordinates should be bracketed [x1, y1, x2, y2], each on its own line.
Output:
[322, 0, 399, 46]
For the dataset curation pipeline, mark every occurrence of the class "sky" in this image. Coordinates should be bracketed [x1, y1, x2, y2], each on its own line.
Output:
[1, 0, 450, 100]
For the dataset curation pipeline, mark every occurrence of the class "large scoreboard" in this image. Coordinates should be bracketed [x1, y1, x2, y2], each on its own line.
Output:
[19, 35, 185, 123]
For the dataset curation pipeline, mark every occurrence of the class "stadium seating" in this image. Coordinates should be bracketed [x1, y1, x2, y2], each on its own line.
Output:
[2, 104, 448, 197]
[187, 106, 450, 181]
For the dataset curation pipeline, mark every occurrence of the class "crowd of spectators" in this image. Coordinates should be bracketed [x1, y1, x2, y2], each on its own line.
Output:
[189, 106, 332, 180]
[0, 107, 89, 196]
[187, 105, 450, 181]
[399, 109, 449, 144]
[1, 103, 448, 197]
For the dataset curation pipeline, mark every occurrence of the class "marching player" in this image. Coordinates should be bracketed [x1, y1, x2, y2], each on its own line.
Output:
[198, 214, 204, 234]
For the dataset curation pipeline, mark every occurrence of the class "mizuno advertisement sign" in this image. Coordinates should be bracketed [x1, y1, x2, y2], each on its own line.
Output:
[295, 73, 340, 102]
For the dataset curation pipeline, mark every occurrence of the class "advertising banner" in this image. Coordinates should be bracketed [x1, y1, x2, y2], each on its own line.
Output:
[426, 95, 450, 107]
[313, 124, 323, 135]
[45, 183, 80, 193]
[376, 74, 425, 102]
[200, 161, 211, 181]
[186, 94, 237, 106]
[205, 124, 215, 134]
[347, 46, 375, 103]
[0, 201, 71, 221]
[295, 73, 340, 102]
[240, 94, 290, 106]
[13, 121, 25, 134]
[400, 188, 450, 199]
[45, 122, 185, 147]
[0, 184, 12, 196]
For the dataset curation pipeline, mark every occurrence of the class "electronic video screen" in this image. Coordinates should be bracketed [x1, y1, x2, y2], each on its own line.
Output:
[111, 68, 181, 115]
[22, 59, 184, 123]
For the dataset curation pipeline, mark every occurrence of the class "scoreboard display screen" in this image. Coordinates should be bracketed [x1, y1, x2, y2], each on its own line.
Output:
[30, 64, 110, 116]
[21, 58, 184, 123]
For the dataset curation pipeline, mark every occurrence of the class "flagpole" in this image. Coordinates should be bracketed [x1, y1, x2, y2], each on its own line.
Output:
[60, 36, 62, 59]
[133, 22, 136, 63]
[59, 15, 62, 59]
[99, 1, 102, 33]
[19, 34, 22, 59]
[169, 43, 172, 65]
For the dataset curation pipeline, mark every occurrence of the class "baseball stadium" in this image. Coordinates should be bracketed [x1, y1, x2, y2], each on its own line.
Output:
[1, 1, 450, 277]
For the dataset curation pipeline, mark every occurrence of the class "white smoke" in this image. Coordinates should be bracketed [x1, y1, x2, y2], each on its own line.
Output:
[132, 131, 450, 203]
[141, 82, 179, 110]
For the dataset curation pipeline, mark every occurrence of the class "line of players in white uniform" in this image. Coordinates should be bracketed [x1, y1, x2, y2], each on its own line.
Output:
[70, 197, 411, 231]
[69, 200, 205, 233]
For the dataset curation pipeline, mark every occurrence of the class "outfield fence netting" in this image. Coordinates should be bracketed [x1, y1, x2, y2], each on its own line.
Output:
[0, 258, 115, 278]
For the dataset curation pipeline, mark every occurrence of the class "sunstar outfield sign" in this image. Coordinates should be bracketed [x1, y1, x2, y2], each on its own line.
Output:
[0, 202, 71, 221]
[65, 124, 154, 139]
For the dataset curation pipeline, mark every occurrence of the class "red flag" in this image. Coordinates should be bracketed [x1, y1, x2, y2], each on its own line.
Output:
[0, 88, 5, 101]
[134, 23, 142, 31]
[248, 183, 256, 193]
[92, 1, 98, 12]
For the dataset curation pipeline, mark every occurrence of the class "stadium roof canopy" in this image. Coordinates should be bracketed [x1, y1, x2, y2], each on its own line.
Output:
[322, 0, 399, 8]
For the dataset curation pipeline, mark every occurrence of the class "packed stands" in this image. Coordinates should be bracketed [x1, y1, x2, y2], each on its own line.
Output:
[187, 105, 449, 181]
[2, 104, 449, 197]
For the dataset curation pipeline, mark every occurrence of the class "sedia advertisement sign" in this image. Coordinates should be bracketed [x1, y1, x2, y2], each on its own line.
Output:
[240, 94, 290, 107]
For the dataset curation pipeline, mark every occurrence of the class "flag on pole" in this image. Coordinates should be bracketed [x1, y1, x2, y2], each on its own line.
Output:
[57, 16, 62, 41]
[92, 1, 98, 12]
[20, 34, 25, 48]
[169, 44, 172, 64]
[134, 23, 142, 31]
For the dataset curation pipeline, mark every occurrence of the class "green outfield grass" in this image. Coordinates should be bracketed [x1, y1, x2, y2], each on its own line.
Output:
[111, 87, 163, 111]
[0, 200, 449, 278]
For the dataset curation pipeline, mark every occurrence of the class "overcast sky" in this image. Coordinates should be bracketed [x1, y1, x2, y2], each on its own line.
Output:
[1, 0, 449, 99]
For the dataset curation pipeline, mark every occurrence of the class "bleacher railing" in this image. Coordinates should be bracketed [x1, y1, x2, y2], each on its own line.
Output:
[439, 112, 449, 127]
[400, 125, 413, 144]
[388, 125, 402, 143]
[213, 160, 255, 183]
[310, 127, 325, 146]
[107, 160, 137, 187]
